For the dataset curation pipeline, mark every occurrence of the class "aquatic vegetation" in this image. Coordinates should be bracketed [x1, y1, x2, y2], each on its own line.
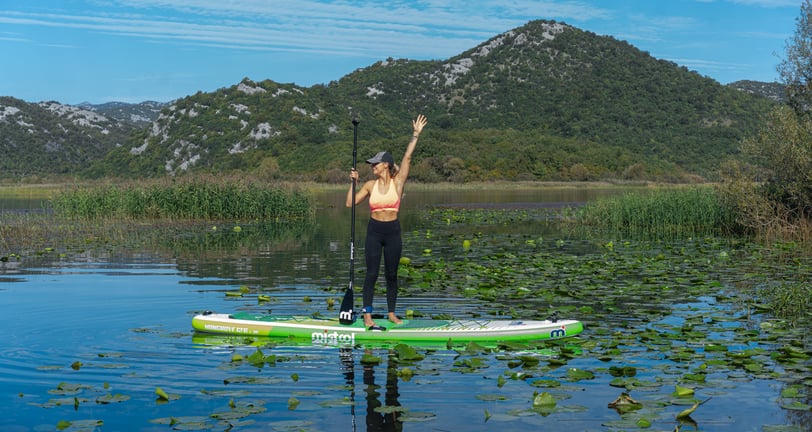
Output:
[51, 178, 313, 221]
[760, 281, 812, 323]
[566, 186, 741, 237]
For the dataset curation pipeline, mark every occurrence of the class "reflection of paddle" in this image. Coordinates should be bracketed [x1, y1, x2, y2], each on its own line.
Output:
[339, 116, 360, 325]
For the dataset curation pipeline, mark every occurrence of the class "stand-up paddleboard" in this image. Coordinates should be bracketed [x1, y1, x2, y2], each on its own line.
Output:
[192, 311, 583, 345]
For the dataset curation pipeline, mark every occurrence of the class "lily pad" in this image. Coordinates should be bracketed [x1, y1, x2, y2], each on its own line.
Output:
[96, 393, 130, 404]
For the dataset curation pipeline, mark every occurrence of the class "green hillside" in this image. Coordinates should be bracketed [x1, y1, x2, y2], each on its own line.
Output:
[3, 20, 777, 182]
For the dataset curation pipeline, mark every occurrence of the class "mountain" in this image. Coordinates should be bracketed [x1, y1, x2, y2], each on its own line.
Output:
[727, 80, 785, 103]
[78, 101, 169, 127]
[2, 20, 778, 182]
[0, 97, 138, 177]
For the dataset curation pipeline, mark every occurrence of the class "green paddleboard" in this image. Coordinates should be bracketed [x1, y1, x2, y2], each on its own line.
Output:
[192, 312, 583, 345]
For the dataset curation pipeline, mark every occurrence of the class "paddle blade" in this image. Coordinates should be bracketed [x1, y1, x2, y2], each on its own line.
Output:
[339, 287, 355, 324]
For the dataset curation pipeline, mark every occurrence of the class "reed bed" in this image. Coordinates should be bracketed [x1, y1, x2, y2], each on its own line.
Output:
[762, 281, 812, 324]
[569, 186, 739, 237]
[51, 179, 313, 221]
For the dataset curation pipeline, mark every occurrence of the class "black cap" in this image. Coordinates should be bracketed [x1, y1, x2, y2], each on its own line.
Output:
[366, 151, 394, 165]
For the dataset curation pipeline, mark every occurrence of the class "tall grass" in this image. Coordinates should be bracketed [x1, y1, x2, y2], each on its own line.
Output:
[51, 178, 313, 221]
[761, 281, 812, 325]
[568, 186, 739, 237]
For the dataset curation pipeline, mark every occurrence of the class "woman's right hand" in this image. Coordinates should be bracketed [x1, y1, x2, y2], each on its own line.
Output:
[350, 168, 359, 181]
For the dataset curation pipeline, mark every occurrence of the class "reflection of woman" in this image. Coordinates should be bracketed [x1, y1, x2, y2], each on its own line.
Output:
[364, 355, 402, 432]
[347, 114, 428, 330]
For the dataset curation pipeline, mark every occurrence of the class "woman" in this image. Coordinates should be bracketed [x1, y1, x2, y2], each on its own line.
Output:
[347, 114, 428, 330]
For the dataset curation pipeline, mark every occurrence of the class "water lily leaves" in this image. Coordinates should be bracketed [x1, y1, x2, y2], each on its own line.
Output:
[155, 386, 180, 402]
[319, 397, 356, 408]
[781, 401, 812, 411]
[497, 375, 506, 388]
[496, 341, 529, 351]
[676, 397, 711, 419]
[546, 357, 568, 367]
[96, 393, 130, 404]
[223, 376, 283, 385]
[530, 379, 561, 388]
[200, 388, 251, 397]
[287, 396, 300, 410]
[532, 391, 556, 407]
[211, 401, 266, 420]
[779, 384, 805, 399]
[398, 367, 414, 381]
[375, 404, 408, 414]
[532, 391, 557, 416]
[761, 426, 808, 432]
[565, 368, 594, 381]
[150, 416, 210, 427]
[457, 341, 491, 355]
[246, 348, 277, 367]
[704, 343, 728, 352]
[49, 382, 92, 396]
[56, 419, 103, 430]
[453, 357, 489, 372]
[393, 343, 425, 362]
[608, 377, 638, 390]
[398, 411, 437, 422]
[476, 393, 508, 401]
[674, 385, 695, 397]
[609, 365, 637, 377]
[607, 392, 642, 414]
[680, 373, 706, 383]
[775, 345, 811, 363]
[34, 396, 90, 409]
[360, 353, 382, 365]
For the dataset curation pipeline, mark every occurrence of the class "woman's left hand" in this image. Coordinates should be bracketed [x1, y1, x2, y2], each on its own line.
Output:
[412, 114, 427, 136]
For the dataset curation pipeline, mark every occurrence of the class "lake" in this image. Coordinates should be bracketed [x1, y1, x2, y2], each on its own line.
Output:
[1, 184, 810, 431]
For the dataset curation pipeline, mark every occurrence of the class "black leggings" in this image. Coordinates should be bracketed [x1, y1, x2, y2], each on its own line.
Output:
[362, 219, 402, 314]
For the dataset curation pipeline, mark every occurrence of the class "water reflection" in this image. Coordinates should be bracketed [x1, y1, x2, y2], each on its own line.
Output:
[340, 348, 402, 432]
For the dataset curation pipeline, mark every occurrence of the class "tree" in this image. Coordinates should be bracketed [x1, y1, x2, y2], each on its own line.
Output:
[719, 1, 812, 239]
[778, 0, 812, 116]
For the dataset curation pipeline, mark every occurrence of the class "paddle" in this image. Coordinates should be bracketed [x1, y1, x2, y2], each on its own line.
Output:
[339, 116, 360, 325]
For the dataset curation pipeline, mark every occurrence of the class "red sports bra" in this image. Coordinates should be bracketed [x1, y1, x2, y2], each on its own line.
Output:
[369, 179, 400, 212]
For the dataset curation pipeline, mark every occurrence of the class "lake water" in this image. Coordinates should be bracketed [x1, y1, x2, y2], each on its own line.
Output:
[0, 185, 809, 431]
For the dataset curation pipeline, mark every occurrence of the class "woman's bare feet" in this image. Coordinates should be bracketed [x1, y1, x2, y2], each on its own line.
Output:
[363, 313, 376, 328]
[388, 312, 403, 325]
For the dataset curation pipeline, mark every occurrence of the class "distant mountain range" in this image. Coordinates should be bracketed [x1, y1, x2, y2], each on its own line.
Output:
[0, 20, 780, 182]
[77, 101, 169, 127]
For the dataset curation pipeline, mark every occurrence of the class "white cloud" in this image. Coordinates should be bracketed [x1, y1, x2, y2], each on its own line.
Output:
[0, 1, 614, 60]
[727, 0, 802, 7]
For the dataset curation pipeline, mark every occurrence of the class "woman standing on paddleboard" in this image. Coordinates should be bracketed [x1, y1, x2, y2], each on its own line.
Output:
[347, 114, 428, 330]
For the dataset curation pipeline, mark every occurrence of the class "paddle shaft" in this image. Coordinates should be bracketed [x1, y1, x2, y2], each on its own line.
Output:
[349, 117, 359, 290]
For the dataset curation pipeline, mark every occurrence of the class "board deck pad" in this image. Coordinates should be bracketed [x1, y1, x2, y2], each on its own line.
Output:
[192, 311, 583, 345]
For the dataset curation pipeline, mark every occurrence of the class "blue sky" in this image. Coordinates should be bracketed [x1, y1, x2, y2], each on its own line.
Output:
[0, 0, 802, 105]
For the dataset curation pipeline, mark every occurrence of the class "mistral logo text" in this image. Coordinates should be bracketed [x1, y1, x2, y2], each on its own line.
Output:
[312, 331, 355, 346]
